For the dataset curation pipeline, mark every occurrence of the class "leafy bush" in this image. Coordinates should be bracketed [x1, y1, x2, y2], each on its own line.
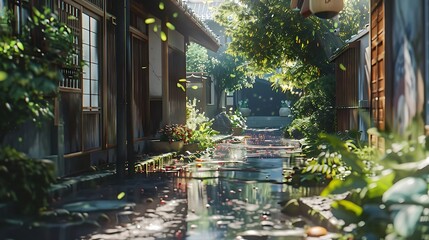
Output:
[0, 147, 56, 215]
[186, 98, 218, 149]
[285, 75, 335, 139]
[159, 124, 193, 144]
[227, 108, 247, 129]
[320, 128, 429, 239]
[0, 7, 76, 141]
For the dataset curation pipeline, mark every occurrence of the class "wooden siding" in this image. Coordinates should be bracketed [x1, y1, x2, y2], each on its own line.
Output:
[106, 18, 117, 147]
[131, 35, 150, 139]
[370, 0, 385, 149]
[61, 91, 82, 154]
[335, 42, 360, 131]
[168, 48, 187, 124]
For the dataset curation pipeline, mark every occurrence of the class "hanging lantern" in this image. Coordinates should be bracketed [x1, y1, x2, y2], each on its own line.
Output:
[310, 0, 344, 19]
[300, 0, 312, 18]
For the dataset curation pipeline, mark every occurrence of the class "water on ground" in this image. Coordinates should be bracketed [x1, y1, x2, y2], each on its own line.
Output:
[4, 129, 326, 240]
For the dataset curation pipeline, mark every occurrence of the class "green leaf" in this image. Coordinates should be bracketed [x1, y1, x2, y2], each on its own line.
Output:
[333, 199, 363, 216]
[339, 63, 346, 71]
[117, 192, 126, 200]
[0, 71, 7, 81]
[153, 25, 158, 32]
[178, 79, 187, 82]
[393, 205, 424, 237]
[191, 86, 198, 90]
[159, 2, 165, 10]
[145, 18, 156, 24]
[177, 83, 185, 92]
[17, 41, 24, 50]
[160, 31, 167, 41]
[166, 22, 175, 30]
[173, 12, 179, 18]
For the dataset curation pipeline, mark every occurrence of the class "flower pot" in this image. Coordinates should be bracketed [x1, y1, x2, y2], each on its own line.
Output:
[232, 127, 244, 136]
[149, 140, 184, 153]
[239, 108, 251, 117]
[279, 107, 291, 117]
[310, 0, 344, 19]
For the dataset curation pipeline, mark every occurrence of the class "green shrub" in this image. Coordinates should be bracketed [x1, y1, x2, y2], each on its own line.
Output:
[0, 147, 56, 215]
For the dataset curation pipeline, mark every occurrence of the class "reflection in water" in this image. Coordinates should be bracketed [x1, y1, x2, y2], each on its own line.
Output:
[60, 129, 323, 240]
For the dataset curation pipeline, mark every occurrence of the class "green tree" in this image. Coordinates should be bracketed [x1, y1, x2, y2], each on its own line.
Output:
[186, 42, 209, 72]
[207, 52, 254, 112]
[214, 0, 369, 135]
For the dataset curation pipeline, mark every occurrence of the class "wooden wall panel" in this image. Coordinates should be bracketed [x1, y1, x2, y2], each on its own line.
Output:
[168, 48, 187, 124]
[335, 43, 359, 131]
[370, 0, 385, 149]
[106, 19, 117, 147]
[60, 92, 82, 154]
[131, 36, 150, 139]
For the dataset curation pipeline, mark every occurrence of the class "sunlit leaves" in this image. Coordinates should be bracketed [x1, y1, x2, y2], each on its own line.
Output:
[177, 83, 185, 92]
[179, 79, 187, 82]
[117, 192, 125, 200]
[145, 18, 156, 24]
[0, 71, 7, 81]
[160, 31, 167, 41]
[173, 12, 179, 18]
[158, 2, 165, 10]
[191, 85, 198, 90]
[166, 22, 175, 30]
[339, 63, 347, 71]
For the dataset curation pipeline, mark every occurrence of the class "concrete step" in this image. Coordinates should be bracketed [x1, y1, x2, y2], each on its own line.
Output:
[245, 116, 291, 129]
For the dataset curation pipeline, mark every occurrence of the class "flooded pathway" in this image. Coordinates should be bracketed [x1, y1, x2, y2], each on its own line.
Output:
[6, 129, 326, 240]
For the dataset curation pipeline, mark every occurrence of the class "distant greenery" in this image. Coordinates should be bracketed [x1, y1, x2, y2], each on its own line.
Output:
[186, 42, 208, 73]
[214, 0, 369, 136]
[0, 7, 76, 142]
[207, 52, 254, 111]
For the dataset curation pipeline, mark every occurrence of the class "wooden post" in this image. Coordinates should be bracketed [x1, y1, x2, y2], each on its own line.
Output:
[161, 19, 170, 125]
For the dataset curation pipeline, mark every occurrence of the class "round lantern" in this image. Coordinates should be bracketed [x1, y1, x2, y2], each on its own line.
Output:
[310, 0, 344, 19]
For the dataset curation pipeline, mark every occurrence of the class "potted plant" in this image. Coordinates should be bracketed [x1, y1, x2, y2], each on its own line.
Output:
[227, 108, 247, 135]
[150, 124, 193, 153]
[279, 100, 291, 117]
[238, 99, 251, 117]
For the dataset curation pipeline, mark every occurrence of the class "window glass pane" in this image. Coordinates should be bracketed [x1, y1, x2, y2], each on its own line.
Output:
[91, 80, 98, 94]
[83, 65, 90, 79]
[90, 32, 97, 47]
[82, 44, 90, 62]
[90, 46, 98, 63]
[82, 29, 89, 44]
[83, 94, 90, 107]
[90, 17, 97, 32]
[82, 13, 90, 30]
[91, 95, 99, 107]
[91, 63, 98, 80]
[83, 79, 90, 94]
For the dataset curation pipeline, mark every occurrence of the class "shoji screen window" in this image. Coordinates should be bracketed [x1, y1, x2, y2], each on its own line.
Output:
[82, 13, 100, 111]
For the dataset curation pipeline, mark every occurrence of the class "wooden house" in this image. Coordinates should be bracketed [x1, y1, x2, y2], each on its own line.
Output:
[1, 0, 219, 176]
[368, 0, 426, 149]
[331, 27, 370, 140]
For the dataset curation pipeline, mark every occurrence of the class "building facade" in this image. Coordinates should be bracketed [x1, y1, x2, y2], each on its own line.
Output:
[1, 0, 218, 176]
